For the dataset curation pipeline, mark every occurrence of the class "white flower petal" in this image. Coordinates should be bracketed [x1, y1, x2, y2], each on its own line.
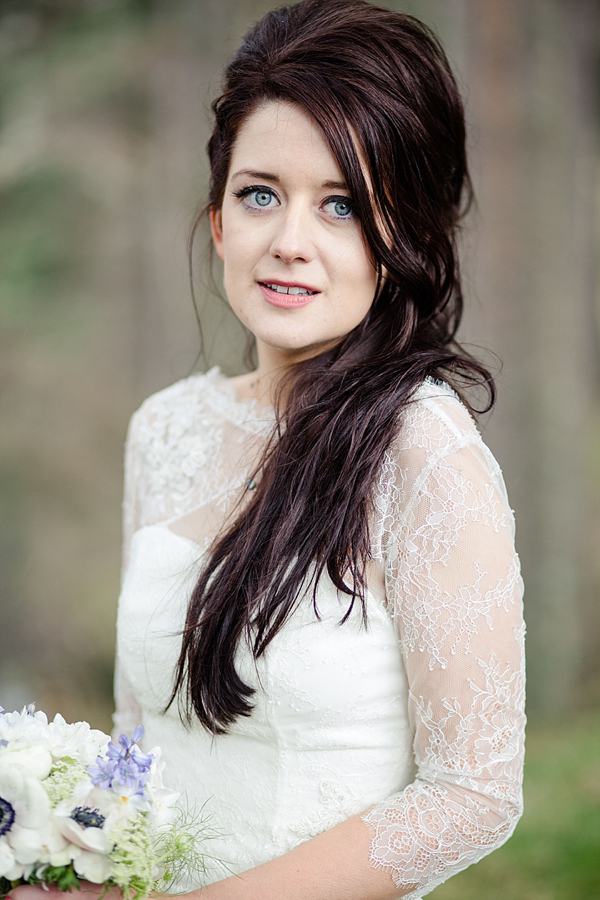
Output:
[57, 817, 112, 854]
[0, 838, 17, 878]
[3, 858, 30, 881]
[0, 766, 51, 828]
[72, 848, 113, 884]
[7, 823, 46, 864]
[8, 820, 70, 867]
[147, 788, 180, 830]
[46, 718, 109, 765]
[0, 744, 53, 780]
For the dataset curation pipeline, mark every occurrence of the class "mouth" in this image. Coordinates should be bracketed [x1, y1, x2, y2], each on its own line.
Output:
[258, 280, 320, 308]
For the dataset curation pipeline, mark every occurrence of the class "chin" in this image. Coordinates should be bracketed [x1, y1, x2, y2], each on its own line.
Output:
[262, 332, 341, 359]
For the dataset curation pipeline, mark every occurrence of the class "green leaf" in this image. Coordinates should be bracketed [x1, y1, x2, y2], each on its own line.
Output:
[30, 864, 82, 893]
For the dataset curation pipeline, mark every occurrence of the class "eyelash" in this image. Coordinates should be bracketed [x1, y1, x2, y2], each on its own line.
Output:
[231, 185, 355, 220]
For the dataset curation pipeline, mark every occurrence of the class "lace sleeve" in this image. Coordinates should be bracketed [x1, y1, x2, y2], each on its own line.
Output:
[112, 411, 143, 739]
[363, 396, 526, 898]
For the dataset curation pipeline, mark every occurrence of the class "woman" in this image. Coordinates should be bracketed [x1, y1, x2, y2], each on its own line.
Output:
[14, 1, 526, 898]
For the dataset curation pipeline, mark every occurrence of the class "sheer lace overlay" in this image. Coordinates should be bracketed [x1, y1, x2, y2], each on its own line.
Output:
[114, 368, 525, 898]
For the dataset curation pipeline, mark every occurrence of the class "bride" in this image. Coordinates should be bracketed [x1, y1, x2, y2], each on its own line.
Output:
[13, 1, 525, 898]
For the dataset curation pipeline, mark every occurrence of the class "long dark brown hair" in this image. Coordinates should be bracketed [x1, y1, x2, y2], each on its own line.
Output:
[170, 0, 495, 733]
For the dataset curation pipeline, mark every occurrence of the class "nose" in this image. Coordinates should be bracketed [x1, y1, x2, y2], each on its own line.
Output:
[269, 203, 314, 264]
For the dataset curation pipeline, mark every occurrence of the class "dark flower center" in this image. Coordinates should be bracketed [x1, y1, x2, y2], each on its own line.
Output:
[0, 797, 15, 836]
[70, 806, 106, 829]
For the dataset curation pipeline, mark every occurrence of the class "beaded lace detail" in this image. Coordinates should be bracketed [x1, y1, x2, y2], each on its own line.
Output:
[114, 368, 525, 898]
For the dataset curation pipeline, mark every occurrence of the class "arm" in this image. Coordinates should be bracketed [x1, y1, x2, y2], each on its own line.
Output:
[363, 431, 525, 896]
[9, 827, 399, 900]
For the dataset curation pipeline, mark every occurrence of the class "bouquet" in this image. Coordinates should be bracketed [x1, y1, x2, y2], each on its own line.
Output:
[0, 706, 209, 899]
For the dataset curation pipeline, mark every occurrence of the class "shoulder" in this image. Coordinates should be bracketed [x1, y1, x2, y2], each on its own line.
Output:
[396, 378, 487, 459]
[370, 380, 519, 573]
[125, 366, 239, 455]
[382, 378, 498, 479]
[128, 368, 218, 436]
[373, 378, 509, 533]
[122, 368, 239, 528]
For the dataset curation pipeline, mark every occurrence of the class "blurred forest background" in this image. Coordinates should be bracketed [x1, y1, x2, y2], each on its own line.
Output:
[0, 0, 599, 896]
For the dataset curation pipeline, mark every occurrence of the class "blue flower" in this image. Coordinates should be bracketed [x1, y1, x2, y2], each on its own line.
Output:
[86, 757, 116, 790]
[88, 726, 154, 799]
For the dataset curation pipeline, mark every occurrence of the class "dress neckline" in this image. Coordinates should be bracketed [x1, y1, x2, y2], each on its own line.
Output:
[202, 365, 276, 429]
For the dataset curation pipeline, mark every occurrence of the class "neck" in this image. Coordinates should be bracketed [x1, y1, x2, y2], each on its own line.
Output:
[233, 335, 340, 407]
[230, 348, 290, 409]
[246, 342, 303, 408]
[252, 335, 342, 404]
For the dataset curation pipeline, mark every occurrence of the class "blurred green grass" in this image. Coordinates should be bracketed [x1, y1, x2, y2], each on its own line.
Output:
[431, 711, 600, 899]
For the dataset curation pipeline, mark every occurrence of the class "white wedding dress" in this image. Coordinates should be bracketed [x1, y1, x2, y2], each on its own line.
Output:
[114, 367, 525, 899]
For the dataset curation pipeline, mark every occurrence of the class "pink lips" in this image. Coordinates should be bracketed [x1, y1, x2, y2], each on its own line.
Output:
[258, 281, 319, 309]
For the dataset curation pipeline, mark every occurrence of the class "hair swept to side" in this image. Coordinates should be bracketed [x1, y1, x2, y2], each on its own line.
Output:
[170, 0, 495, 733]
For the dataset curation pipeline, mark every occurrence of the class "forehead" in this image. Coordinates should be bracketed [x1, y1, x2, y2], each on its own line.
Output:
[228, 101, 346, 185]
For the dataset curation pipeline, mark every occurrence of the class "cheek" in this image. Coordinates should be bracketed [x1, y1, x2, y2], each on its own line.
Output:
[353, 253, 378, 305]
[222, 220, 263, 274]
[220, 232, 247, 293]
[340, 232, 376, 287]
[351, 274, 377, 324]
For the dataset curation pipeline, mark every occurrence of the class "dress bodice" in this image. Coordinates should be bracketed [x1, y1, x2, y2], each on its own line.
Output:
[118, 523, 414, 884]
[114, 367, 526, 899]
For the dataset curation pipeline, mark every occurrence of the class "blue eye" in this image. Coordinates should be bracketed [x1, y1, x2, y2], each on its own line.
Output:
[253, 190, 273, 207]
[324, 197, 354, 219]
[233, 185, 279, 209]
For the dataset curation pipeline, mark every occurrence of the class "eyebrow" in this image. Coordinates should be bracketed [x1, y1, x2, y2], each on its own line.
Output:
[231, 169, 348, 190]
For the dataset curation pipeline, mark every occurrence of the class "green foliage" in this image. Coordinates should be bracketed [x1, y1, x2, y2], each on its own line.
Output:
[0, 165, 89, 331]
[153, 802, 221, 892]
[0, 1, 152, 30]
[0, 864, 81, 898]
[31, 864, 81, 893]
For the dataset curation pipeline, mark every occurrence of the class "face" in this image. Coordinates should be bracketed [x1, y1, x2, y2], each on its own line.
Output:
[210, 101, 378, 369]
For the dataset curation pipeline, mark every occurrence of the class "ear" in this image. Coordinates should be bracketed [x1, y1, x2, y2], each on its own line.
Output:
[209, 207, 224, 261]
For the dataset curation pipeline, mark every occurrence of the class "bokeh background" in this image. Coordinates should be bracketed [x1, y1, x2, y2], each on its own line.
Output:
[0, 0, 599, 896]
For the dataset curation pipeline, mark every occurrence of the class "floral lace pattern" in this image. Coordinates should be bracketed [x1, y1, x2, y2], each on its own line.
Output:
[115, 369, 525, 898]
[363, 387, 525, 897]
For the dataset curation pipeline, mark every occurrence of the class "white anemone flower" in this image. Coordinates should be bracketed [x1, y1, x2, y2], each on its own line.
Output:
[54, 805, 116, 856]
[0, 763, 64, 867]
[53, 786, 119, 884]
[0, 763, 51, 830]
[54, 787, 130, 874]
[59, 782, 141, 824]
